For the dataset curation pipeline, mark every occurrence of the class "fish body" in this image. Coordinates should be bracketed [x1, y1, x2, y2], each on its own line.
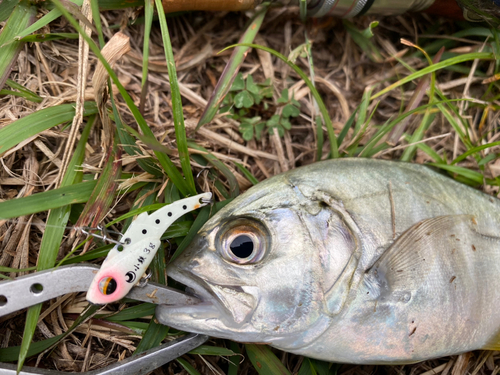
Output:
[157, 159, 500, 364]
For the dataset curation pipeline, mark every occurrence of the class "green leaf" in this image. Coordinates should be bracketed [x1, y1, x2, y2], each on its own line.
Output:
[234, 162, 259, 185]
[0, 334, 65, 362]
[13, 0, 84, 41]
[246, 344, 291, 375]
[240, 122, 255, 141]
[246, 74, 260, 95]
[0, 181, 97, 220]
[19, 32, 79, 42]
[282, 103, 300, 118]
[52, 0, 191, 196]
[154, 0, 196, 196]
[17, 113, 95, 372]
[196, 7, 268, 129]
[234, 90, 254, 108]
[3, 78, 42, 102]
[372, 52, 494, 100]
[267, 114, 280, 127]
[171, 200, 232, 261]
[251, 91, 264, 105]
[104, 303, 157, 321]
[277, 88, 289, 104]
[0, 0, 36, 90]
[0, 102, 98, 155]
[177, 358, 201, 375]
[281, 117, 292, 131]
[255, 121, 265, 140]
[231, 73, 246, 91]
[134, 318, 169, 354]
[427, 163, 484, 184]
[189, 345, 238, 356]
[223, 41, 340, 159]
[0, 0, 19, 22]
[343, 20, 383, 63]
[361, 21, 379, 38]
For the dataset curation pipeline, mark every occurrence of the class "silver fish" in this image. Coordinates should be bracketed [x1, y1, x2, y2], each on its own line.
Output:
[157, 158, 500, 364]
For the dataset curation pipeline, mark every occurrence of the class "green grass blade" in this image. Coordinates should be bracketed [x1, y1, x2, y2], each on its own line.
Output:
[235, 162, 259, 185]
[75, 142, 121, 229]
[3, 78, 43, 102]
[188, 142, 239, 197]
[170, 205, 211, 262]
[51, 0, 191, 196]
[0, 0, 36, 90]
[13, 0, 84, 41]
[189, 346, 237, 356]
[451, 141, 500, 165]
[371, 52, 494, 100]
[0, 334, 65, 362]
[90, 0, 105, 47]
[0, 181, 97, 219]
[154, 0, 196, 195]
[135, 213, 170, 353]
[196, 6, 268, 130]
[19, 32, 79, 42]
[111, 91, 161, 175]
[170, 200, 232, 262]
[245, 344, 292, 375]
[0, 0, 19, 22]
[228, 341, 242, 375]
[400, 110, 437, 162]
[221, 43, 338, 158]
[0, 102, 98, 155]
[17, 114, 94, 372]
[427, 163, 484, 184]
[177, 358, 201, 375]
[139, 0, 153, 111]
[0, 88, 42, 102]
[343, 20, 382, 63]
[104, 303, 157, 321]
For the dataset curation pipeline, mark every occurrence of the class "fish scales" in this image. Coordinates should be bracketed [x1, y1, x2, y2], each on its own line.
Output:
[157, 159, 500, 364]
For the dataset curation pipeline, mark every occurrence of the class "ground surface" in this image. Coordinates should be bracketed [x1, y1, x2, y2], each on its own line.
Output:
[0, 3, 499, 374]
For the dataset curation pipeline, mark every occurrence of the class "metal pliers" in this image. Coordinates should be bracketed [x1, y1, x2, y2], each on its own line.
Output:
[0, 264, 208, 374]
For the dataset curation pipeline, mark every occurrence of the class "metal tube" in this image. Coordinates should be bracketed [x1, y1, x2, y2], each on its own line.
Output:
[306, 0, 437, 17]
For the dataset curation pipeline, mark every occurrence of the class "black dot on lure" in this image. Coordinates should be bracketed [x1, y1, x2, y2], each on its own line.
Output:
[142, 229, 147, 234]
[168, 212, 172, 217]
[155, 219, 160, 224]
[183, 205, 187, 210]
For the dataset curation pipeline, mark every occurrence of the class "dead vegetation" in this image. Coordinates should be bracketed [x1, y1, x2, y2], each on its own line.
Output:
[0, 3, 499, 374]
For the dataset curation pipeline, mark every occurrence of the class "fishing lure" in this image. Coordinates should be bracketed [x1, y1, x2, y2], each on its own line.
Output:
[86, 192, 212, 305]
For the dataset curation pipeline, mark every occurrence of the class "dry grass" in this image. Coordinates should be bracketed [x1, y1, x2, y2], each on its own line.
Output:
[0, 4, 499, 374]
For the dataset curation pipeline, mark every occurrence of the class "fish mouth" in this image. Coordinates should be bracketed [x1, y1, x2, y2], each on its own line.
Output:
[166, 267, 257, 325]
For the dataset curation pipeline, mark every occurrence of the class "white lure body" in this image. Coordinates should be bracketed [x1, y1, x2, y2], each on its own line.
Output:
[86, 192, 212, 304]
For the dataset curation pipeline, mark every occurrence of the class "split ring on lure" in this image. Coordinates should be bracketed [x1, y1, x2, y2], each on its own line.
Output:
[86, 192, 212, 304]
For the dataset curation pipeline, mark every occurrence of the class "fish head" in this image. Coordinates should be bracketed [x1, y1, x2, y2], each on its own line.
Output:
[159, 174, 359, 349]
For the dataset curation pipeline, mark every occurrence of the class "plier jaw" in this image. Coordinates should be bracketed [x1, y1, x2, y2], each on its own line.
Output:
[0, 264, 206, 374]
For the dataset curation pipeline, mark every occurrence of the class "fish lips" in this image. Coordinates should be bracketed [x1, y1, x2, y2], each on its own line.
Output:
[162, 265, 258, 327]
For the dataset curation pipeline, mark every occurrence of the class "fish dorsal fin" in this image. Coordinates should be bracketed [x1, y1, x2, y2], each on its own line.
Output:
[365, 215, 476, 297]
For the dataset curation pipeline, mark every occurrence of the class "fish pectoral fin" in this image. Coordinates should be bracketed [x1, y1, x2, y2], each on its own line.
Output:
[365, 215, 477, 297]
[483, 332, 500, 350]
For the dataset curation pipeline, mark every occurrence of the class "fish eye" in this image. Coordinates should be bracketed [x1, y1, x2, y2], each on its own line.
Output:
[218, 219, 269, 264]
[229, 234, 254, 258]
